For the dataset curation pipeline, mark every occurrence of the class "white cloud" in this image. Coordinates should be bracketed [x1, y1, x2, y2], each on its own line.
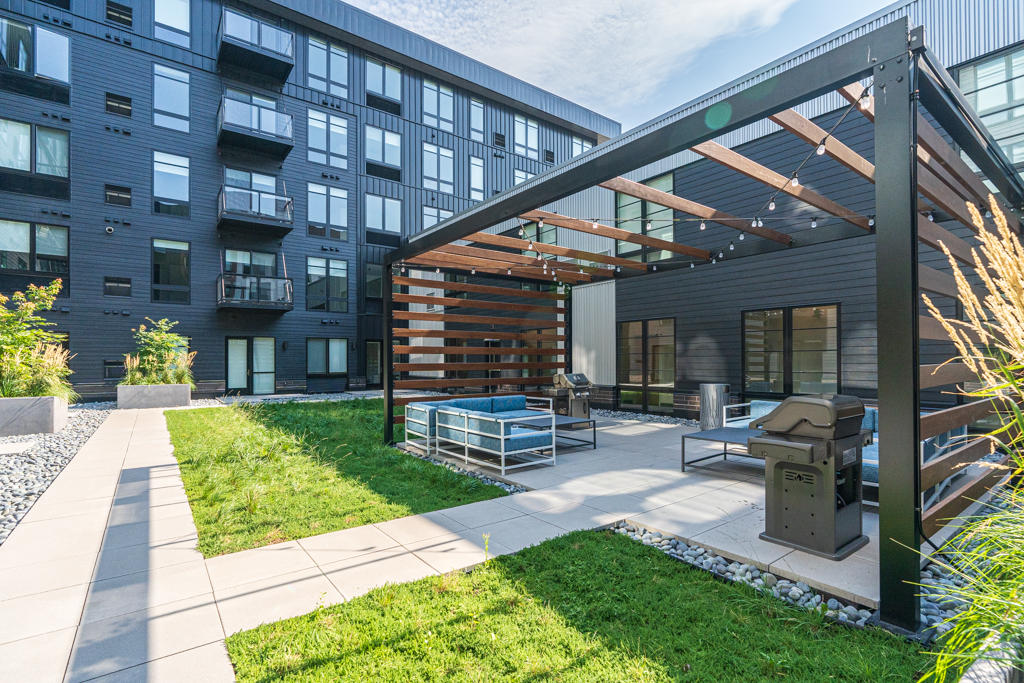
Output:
[343, 0, 797, 123]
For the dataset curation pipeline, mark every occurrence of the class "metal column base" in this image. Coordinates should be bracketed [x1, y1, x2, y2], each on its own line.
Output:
[758, 532, 870, 561]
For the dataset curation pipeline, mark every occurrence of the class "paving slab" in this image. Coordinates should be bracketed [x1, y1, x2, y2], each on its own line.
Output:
[85, 641, 235, 683]
[472, 515, 565, 554]
[0, 626, 77, 683]
[0, 581, 90, 645]
[405, 531, 510, 573]
[374, 509, 467, 545]
[80, 559, 212, 624]
[214, 566, 344, 636]
[437, 498, 526, 528]
[322, 547, 438, 599]
[298, 523, 401, 566]
[206, 540, 317, 592]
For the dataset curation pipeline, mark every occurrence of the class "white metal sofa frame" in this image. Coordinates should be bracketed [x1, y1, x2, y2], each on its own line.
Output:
[435, 403, 557, 476]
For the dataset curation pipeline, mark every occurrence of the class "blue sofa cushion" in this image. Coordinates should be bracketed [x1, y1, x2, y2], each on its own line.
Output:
[405, 401, 445, 436]
[493, 409, 545, 421]
[448, 397, 494, 412]
[437, 424, 553, 453]
[491, 395, 527, 412]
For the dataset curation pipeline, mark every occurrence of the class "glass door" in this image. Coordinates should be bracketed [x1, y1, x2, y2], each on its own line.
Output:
[365, 340, 382, 386]
[226, 338, 248, 392]
[252, 337, 275, 394]
[617, 318, 675, 414]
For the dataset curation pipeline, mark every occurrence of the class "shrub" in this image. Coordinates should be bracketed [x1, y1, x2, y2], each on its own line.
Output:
[120, 318, 195, 387]
[921, 197, 1024, 680]
[0, 279, 77, 402]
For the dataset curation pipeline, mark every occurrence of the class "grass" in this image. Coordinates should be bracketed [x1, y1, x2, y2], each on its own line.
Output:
[226, 530, 928, 682]
[164, 399, 506, 557]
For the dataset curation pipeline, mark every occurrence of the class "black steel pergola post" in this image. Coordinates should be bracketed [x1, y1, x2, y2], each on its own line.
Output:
[873, 47, 922, 632]
[383, 262, 395, 445]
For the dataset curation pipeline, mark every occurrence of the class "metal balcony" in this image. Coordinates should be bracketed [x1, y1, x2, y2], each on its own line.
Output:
[217, 9, 294, 82]
[217, 274, 293, 311]
[217, 97, 293, 159]
[217, 186, 294, 237]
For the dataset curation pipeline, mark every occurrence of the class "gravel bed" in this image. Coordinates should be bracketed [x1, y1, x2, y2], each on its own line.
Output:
[0, 402, 116, 545]
[405, 449, 526, 494]
[592, 408, 698, 427]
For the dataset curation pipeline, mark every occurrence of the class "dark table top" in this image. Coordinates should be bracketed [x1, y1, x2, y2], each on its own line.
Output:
[512, 414, 595, 428]
[683, 427, 763, 445]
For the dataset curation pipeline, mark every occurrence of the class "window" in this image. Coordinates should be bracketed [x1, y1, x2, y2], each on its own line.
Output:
[106, 1, 133, 27]
[366, 58, 400, 100]
[365, 263, 383, 299]
[104, 276, 131, 296]
[422, 143, 454, 194]
[513, 169, 534, 185]
[743, 304, 839, 395]
[523, 219, 556, 251]
[469, 155, 484, 201]
[152, 151, 189, 216]
[306, 338, 347, 375]
[306, 257, 347, 312]
[422, 205, 452, 229]
[104, 184, 131, 206]
[307, 109, 347, 168]
[513, 114, 539, 159]
[225, 249, 275, 276]
[365, 194, 401, 233]
[615, 173, 673, 262]
[0, 118, 69, 178]
[105, 92, 132, 117]
[307, 37, 347, 97]
[0, 220, 68, 274]
[0, 19, 70, 84]
[151, 239, 189, 303]
[617, 318, 675, 414]
[103, 360, 125, 380]
[364, 125, 400, 167]
[470, 98, 484, 142]
[153, 64, 189, 132]
[154, 0, 190, 47]
[306, 183, 347, 239]
[422, 80, 454, 131]
[572, 136, 592, 157]
[958, 46, 1024, 170]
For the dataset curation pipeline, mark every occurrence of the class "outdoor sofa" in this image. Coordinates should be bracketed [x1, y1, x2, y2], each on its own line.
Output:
[405, 395, 556, 475]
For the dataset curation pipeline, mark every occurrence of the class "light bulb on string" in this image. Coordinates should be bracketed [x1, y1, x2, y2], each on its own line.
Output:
[768, 200, 776, 211]
[728, 241, 735, 251]
[739, 233, 745, 241]
[435, 267, 440, 273]
[471, 268, 476, 275]
[816, 141, 826, 155]
[868, 216, 875, 228]
[537, 219, 544, 229]
[757, 218, 764, 228]
[652, 265, 658, 271]
[689, 262, 695, 269]
[528, 242, 534, 250]
[718, 251, 724, 259]
[810, 218, 818, 228]
[699, 221, 706, 231]
[928, 212, 935, 222]
[750, 218, 757, 228]
[860, 92, 871, 109]
[507, 268, 511, 275]
[711, 258, 717, 264]
[791, 174, 800, 187]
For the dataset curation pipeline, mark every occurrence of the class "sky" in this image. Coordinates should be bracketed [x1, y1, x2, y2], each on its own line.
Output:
[345, 0, 899, 131]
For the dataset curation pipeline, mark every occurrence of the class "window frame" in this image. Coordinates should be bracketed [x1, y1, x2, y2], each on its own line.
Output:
[513, 114, 539, 160]
[422, 142, 454, 194]
[615, 317, 676, 415]
[614, 173, 673, 262]
[0, 219, 69, 276]
[306, 36, 348, 98]
[422, 79, 454, 131]
[150, 237, 191, 304]
[740, 303, 842, 397]
[0, 18, 70, 84]
[305, 256, 348, 313]
[0, 117, 70, 179]
[152, 63, 190, 132]
[365, 57, 401, 102]
[103, 276, 132, 297]
[469, 98, 485, 142]
[469, 155, 484, 201]
[306, 182, 348, 240]
[306, 108, 348, 169]
[365, 193, 401, 233]
[365, 263, 383, 299]
[305, 337, 348, 377]
[106, 1, 134, 28]
[364, 124, 401, 168]
[152, 151, 190, 217]
[422, 205, 452, 230]
[104, 184, 132, 206]
[105, 92, 133, 117]
[153, 0, 191, 48]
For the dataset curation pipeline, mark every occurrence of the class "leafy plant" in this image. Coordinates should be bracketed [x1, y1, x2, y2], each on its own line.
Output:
[920, 196, 1024, 680]
[120, 317, 195, 387]
[0, 279, 77, 402]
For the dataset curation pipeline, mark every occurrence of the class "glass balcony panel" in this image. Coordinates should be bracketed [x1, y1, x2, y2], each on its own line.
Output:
[220, 98, 292, 140]
[220, 186, 293, 222]
[224, 10, 257, 44]
[218, 274, 293, 307]
[260, 25, 293, 57]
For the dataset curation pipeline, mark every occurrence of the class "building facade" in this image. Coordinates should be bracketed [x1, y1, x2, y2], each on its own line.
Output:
[0, 0, 619, 397]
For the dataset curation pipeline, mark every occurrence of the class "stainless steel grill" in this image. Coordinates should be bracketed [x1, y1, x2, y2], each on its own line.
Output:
[544, 373, 592, 418]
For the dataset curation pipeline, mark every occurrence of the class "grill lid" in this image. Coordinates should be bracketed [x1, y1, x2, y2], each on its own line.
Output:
[753, 394, 865, 440]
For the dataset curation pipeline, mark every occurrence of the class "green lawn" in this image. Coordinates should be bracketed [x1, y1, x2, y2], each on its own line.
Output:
[164, 399, 505, 557]
[226, 531, 927, 682]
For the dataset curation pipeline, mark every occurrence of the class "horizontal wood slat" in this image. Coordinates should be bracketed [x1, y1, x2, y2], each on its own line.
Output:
[917, 217, 976, 265]
[520, 209, 711, 260]
[920, 398, 1006, 440]
[466, 231, 646, 269]
[394, 415, 406, 424]
[395, 361, 564, 372]
[392, 329, 565, 341]
[393, 276, 564, 300]
[920, 437, 995, 491]
[769, 109, 875, 182]
[396, 376, 555, 390]
[432, 244, 611, 276]
[918, 264, 958, 298]
[393, 293, 565, 314]
[919, 316, 981, 344]
[392, 310, 564, 328]
[922, 453, 1011, 536]
[394, 391, 543, 406]
[407, 254, 592, 283]
[917, 164, 978, 229]
[920, 362, 978, 390]
[393, 345, 565, 356]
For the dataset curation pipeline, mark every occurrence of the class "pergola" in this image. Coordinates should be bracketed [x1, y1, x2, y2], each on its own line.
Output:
[381, 19, 1024, 631]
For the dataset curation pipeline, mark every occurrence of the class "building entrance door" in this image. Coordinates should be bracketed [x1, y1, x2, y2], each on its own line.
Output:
[225, 336, 276, 395]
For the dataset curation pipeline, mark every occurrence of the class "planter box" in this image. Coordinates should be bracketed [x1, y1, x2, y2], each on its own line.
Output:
[0, 396, 68, 436]
[117, 384, 191, 409]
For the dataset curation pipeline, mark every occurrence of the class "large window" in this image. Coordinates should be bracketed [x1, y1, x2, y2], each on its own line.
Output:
[153, 64, 190, 132]
[513, 168, 534, 185]
[0, 18, 69, 83]
[617, 318, 675, 414]
[513, 114, 539, 159]
[957, 46, 1024, 170]
[366, 58, 401, 101]
[307, 183, 347, 240]
[743, 304, 839, 395]
[469, 98, 485, 142]
[365, 263, 383, 299]
[0, 220, 68, 274]
[306, 257, 347, 312]
[615, 173, 673, 262]
[572, 136, 592, 157]
[422, 142, 454, 194]
[225, 249, 275, 276]
[365, 125, 400, 167]
[366, 194, 401, 233]
[307, 37, 347, 97]
[0, 118, 69, 178]
[307, 109, 347, 168]
[152, 151, 189, 216]
[469, 155, 484, 201]
[153, 0, 190, 47]
[306, 338, 347, 376]
[151, 238, 190, 303]
[422, 205, 452, 229]
[422, 80, 454, 131]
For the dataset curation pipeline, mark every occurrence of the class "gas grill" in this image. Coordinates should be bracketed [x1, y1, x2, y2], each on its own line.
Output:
[748, 394, 870, 560]
[543, 373, 592, 418]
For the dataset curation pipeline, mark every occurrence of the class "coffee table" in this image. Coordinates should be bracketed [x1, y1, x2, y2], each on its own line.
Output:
[514, 414, 596, 450]
[681, 427, 764, 472]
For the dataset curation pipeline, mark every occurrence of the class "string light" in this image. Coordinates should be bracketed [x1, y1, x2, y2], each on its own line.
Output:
[646, 221, 652, 232]
[757, 218, 764, 228]
[689, 262, 695, 269]
[471, 268, 476, 275]
[506, 268, 511, 275]
[718, 250, 724, 259]
[791, 174, 800, 187]
[750, 218, 758, 228]
[816, 140, 826, 155]
[652, 265, 658, 271]
[435, 267, 440, 273]
[868, 216, 875, 228]
[528, 242, 534, 250]
[928, 212, 935, 222]
[699, 221, 706, 231]
[768, 200, 776, 211]
[860, 92, 871, 110]
[711, 258, 717, 264]
[728, 241, 735, 251]
[739, 233, 745, 241]
[810, 218, 818, 228]
[537, 219, 544, 229]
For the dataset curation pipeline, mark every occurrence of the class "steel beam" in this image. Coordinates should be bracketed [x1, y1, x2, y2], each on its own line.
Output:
[383, 262, 395, 445]
[873, 45, 921, 632]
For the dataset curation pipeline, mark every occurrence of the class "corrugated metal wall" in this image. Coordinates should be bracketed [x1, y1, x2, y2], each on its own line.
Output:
[571, 280, 617, 386]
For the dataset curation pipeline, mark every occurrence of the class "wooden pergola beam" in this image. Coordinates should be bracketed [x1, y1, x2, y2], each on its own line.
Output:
[393, 310, 564, 328]
[393, 345, 565, 356]
[405, 255, 590, 283]
[769, 109, 876, 181]
[393, 276, 565, 300]
[466, 231, 646, 270]
[392, 329, 565, 341]
[394, 361, 564, 372]
[691, 140, 873, 231]
[598, 177, 793, 245]
[519, 209, 711, 260]
[412, 251, 596, 282]
[393, 293, 565, 314]
[396, 376, 556, 390]
[433, 244, 612, 276]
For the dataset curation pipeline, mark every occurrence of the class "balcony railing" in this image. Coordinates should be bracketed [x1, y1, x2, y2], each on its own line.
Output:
[217, 274, 293, 310]
[222, 9, 294, 57]
[218, 97, 293, 140]
[218, 186, 293, 223]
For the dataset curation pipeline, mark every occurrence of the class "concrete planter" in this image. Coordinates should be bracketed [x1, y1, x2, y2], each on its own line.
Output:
[117, 384, 192, 409]
[0, 396, 68, 436]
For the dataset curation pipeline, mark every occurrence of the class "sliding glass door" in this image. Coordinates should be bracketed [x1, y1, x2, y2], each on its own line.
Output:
[618, 318, 675, 414]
